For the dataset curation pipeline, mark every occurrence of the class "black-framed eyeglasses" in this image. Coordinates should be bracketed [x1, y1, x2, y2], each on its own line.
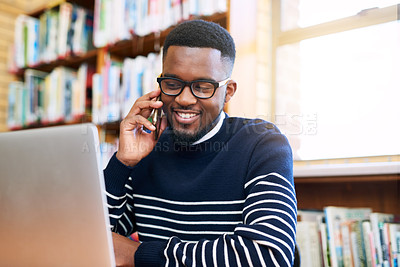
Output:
[157, 76, 230, 99]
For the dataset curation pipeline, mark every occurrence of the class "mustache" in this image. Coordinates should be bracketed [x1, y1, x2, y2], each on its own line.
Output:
[170, 106, 202, 113]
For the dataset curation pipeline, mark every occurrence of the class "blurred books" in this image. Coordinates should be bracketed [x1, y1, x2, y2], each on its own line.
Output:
[92, 52, 161, 124]
[93, 0, 228, 47]
[11, 2, 94, 70]
[7, 64, 93, 129]
[297, 208, 400, 267]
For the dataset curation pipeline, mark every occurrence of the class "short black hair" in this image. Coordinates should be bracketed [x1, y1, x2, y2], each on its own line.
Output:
[162, 20, 236, 74]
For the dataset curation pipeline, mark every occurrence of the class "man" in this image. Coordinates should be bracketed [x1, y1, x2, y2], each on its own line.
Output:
[104, 20, 297, 266]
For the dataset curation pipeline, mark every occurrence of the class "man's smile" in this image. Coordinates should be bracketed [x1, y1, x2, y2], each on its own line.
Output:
[172, 109, 201, 125]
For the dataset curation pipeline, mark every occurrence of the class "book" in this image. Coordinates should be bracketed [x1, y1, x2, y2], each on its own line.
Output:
[297, 220, 323, 267]
[341, 220, 355, 267]
[24, 69, 48, 125]
[92, 73, 103, 124]
[370, 213, 400, 267]
[387, 223, 400, 267]
[362, 221, 375, 267]
[38, 9, 59, 62]
[324, 206, 372, 267]
[7, 82, 25, 130]
[14, 15, 40, 68]
[57, 2, 73, 58]
[71, 63, 89, 120]
[350, 220, 368, 267]
[297, 210, 326, 266]
[321, 218, 332, 267]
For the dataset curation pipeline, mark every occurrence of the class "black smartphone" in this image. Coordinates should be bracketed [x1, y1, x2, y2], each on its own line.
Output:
[147, 96, 162, 140]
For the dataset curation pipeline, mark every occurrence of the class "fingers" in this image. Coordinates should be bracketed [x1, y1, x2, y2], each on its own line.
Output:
[121, 90, 164, 132]
[129, 89, 162, 116]
[120, 113, 155, 133]
[129, 99, 162, 120]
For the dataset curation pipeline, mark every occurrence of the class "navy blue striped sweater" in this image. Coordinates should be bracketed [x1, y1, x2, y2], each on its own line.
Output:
[104, 116, 297, 266]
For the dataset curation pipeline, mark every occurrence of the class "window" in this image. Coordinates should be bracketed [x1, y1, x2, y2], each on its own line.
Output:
[275, 1, 400, 160]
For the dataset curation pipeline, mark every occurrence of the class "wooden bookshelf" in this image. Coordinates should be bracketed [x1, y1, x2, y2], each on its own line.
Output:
[13, 49, 98, 76]
[295, 174, 400, 214]
[8, 0, 229, 131]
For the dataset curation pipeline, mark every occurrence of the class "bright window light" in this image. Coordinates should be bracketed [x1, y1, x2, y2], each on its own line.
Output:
[276, 21, 400, 160]
[281, 0, 400, 30]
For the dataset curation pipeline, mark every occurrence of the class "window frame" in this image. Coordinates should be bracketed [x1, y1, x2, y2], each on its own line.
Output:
[271, 2, 400, 166]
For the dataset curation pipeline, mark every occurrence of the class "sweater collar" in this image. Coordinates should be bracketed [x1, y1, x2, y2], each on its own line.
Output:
[191, 112, 226, 145]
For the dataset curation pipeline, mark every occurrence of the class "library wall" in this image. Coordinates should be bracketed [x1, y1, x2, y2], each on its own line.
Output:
[0, 0, 48, 132]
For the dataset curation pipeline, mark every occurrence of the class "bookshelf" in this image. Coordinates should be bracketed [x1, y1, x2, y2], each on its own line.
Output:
[7, 0, 229, 131]
[295, 174, 400, 214]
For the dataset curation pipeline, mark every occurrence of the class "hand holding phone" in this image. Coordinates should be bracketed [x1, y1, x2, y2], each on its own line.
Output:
[117, 90, 164, 167]
[144, 95, 163, 140]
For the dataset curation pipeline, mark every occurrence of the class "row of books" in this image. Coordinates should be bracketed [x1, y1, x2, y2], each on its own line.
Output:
[11, 2, 94, 70]
[7, 64, 93, 129]
[297, 207, 400, 267]
[8, 50, 161, 129]
[93, 0, 227, 47]
[92, 52, 162, 124]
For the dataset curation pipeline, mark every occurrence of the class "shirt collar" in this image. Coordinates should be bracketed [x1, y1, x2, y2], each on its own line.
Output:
[191, 112, 226, 145]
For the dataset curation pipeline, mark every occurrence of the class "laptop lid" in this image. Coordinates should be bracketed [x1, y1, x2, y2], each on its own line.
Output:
[0, 123, 115, 267]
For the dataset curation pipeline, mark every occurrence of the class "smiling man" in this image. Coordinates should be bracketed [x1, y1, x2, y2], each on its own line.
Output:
[104, 20, 297, 266]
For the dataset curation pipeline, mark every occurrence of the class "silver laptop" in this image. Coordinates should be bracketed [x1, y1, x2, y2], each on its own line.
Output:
[0, 123, 115, 267]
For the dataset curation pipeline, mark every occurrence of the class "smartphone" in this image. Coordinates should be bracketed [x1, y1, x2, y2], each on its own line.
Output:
[146, 96, 162, 140]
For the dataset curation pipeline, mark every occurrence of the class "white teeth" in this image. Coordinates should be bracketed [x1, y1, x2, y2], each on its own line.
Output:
[177, 112, 197, 119]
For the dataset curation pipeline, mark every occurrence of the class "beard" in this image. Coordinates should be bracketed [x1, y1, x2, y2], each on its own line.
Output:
[171, 126, 208, 145]
[169, 111, 222, 145]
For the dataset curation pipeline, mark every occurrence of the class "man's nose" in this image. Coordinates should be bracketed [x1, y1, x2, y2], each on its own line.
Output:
[174, 85, 197, 106]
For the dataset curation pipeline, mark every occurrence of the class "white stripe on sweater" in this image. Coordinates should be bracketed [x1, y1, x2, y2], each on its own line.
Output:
[243, 199, 296, 217]
[245, 172, 295, 196]
[105, 191, 126, 200]
[247, 187, 296, 207]
[201, 240, 210, 267]
[107, 199, 127, 209]
[133, 194, 245, 206]
[213, 238, 219, 267]
[134, 203, 242, 216]
[231, 238, 242, 267]
[136, 222, 234, 236]
[236, 227, 292, 266]
[254, 242, 267, 267]
[164, 238, 174, 267]
[223, 234, 230, 267]
[135, 213, 241, 225]
[244, 207, 296, 226]
[251, 215, 295, 237]
[238, 236, 254, 267]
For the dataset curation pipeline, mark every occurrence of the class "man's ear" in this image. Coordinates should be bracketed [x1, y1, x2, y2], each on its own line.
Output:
[224, 80, 237, 103]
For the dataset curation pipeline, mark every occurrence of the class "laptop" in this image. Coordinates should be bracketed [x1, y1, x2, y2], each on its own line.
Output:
[0, 123, 115, 267]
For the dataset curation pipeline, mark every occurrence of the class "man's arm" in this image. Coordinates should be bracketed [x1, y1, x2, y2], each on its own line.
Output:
[111, 232, 140, 267]
[103, 89, 167, 265]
